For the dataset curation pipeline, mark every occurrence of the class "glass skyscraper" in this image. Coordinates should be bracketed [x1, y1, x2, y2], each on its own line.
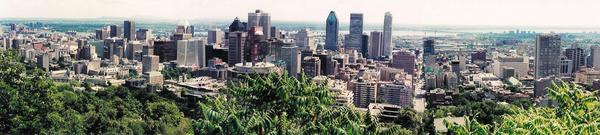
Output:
[325, 11, 339, 51]
[346, 13, 363, 52]
[382, 12, 393, 57]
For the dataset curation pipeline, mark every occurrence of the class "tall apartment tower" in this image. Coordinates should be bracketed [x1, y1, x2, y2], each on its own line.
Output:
[591, 45, 600, 70]
[124, 20, 136, 41]
[350, 77, 377, 108]
[369, 31, 383, 58]
[302, 56, 321, 78]
[345, 13, 364, 52]
[379, 81, 413, 107]
[142, 55, 160, 73]
[109, 25, 122, 38]
[382, 12, 393, 57]
[535, 34, 561, 79]
[248, 9, 271, 40]
[325, 11, 339, 51]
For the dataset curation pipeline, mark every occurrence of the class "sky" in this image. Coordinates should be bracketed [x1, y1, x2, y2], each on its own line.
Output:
[2, 0, 600, 27]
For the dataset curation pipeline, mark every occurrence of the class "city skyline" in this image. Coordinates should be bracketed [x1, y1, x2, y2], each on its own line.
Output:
[4, 0, 600, 27]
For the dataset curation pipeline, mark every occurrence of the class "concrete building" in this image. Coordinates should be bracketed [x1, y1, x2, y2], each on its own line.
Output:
[565, 45, 585, 72]
[560, 57, 573, 77]
[295, 29, 315, 51]
[382, 12, 393, 57]
[491, 54, 529, 79]
[95, 28, 109, 40]
[103, 37, 126, 59]
[302, 56, 321, 78]
[575, 68, 600, 85]
[36, 53, 49, 71]
[142, 55, 160, 73]
[591, 45, 600, 70]
[136, 29, 152, 41]
[280, 45, 301, 76]
[109, 25, 122, 38]
[153, 39, 177, 62]
[391, 50, 416, 75]
[176, 39, 206, 68]
[534, 76, 560, 97]
[535, 34, 561, 79]
[227, 31, 247, 65]
[144, 71, 164, 85]
[379, 80, 413, 107]
[325, 11, 339, 51]
[350, 77, 377, 108]
[369, 31, 383, 58]
[207, 28, 224, 45]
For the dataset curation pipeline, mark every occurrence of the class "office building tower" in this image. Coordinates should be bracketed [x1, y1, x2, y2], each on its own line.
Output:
[103, 37, 126, 59]
[124, 20, 136, 40]
[350, 77, 377, 108]
[535, 34, 561, 79]
[325, 11, 339, 51]
[302, 56, 321, 78]
[379, 81, 413, 107]
[136, 29, 152, 41]
[207, 28, 224, 45]
[229, 17, 247, 32]
[177, 39, 206, 68]
[313, 52, 333, 75]
[36, 53, 49, 71]
[382, 12, 393, 57]
[280, 45, 301, 76]
[95, 29, 109, 40]
[565, 45, 585, 72]
[346, 13, 364, 52]
[143, 45, 153, 56]
[369, 31, 383, 58]
[127, 41, 143, 60]
[142, 55, 160, 73]
[228, 31, 247, 65]
[471, 50, 486, 62]
[109, 25, 122, 38]
[391, 50, 416, 75]
[361, 34, 369, 58]
[423, 38, 435, 56]
[591, 45, 600, 70]
[153, 39, 177, 62]
[248, 9, 271, 40]
[174, 20, 193, 40]
[296, 29, 315, 51]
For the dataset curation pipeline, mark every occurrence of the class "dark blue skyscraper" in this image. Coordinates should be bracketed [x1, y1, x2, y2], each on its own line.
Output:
[423, 38, 435, 56]
[325, 11, 339, 51]
[124, 20, 135, 40]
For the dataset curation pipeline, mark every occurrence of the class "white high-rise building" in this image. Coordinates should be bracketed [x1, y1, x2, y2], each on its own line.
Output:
[382, 12, 393, 57]
[248, 9, 271, 40]
[177, 38, 206, 68]
[280, 45, 301, 76]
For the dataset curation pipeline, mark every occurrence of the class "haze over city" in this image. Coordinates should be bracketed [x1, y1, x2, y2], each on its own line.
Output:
[3, 0, 600, 26]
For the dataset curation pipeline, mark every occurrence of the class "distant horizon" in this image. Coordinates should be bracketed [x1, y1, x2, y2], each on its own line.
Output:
[4, 0, 600, 27]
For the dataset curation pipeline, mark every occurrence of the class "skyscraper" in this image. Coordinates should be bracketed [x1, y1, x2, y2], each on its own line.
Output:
[109, 25, 122, 38]
[142, 55, 160, 73]
[350, 77, 377, 108]
[296, 29, 314, 51]
[382, 12, 393, 57]
[228, 18, 248, 65]
[95, 28, 109, 40]
[176, 38, 206, 68]
[280, 45, 301, 76]
[379, 80, 413, 107]
[535, 34, 561, 79]
[124, 20, 136, 41]
[248, 9, 271, 40]
[391, 50, 416, 75]
[423, 38, 435, 56]
[369, 31, 383, 58]
[136, 28, 152, 41]
[346, 13, 364, 52]
[325, 11, 339, 51]
[207, 28, 224, 45]
[591, 46, 600, 70]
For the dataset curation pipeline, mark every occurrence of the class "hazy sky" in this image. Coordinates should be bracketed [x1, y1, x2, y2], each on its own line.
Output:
[2, 0, 600, 27]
